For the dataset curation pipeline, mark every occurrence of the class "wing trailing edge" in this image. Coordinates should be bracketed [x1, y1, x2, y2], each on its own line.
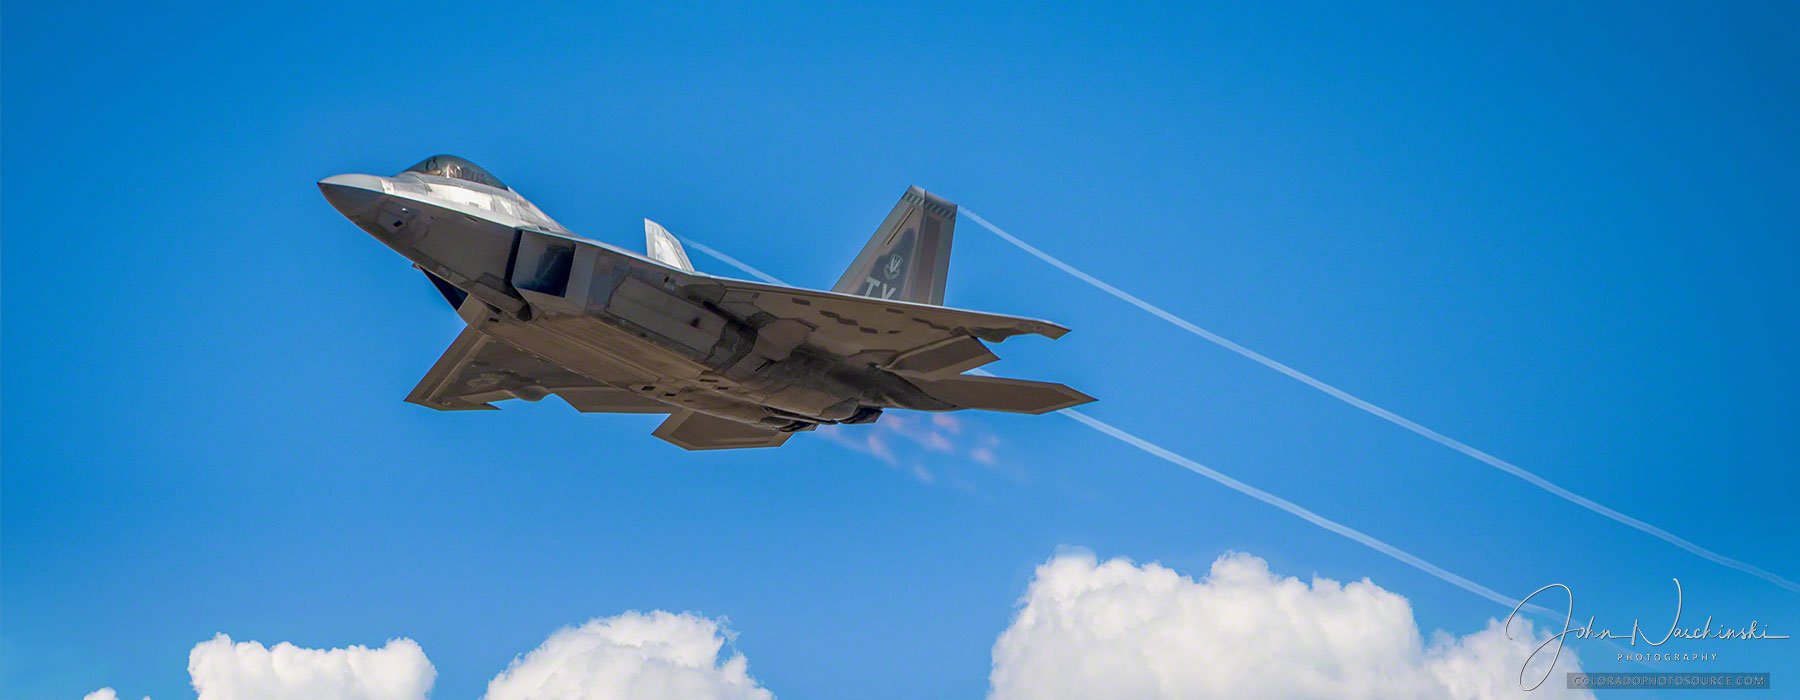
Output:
[653, 409, 794, 450]
[909, 374, 1095, 415]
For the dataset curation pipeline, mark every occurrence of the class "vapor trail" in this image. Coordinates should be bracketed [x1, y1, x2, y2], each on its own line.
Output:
[686, 237, 1556, 616]
[1058, 403, 1649, 662]
[1062, 405, 1558, 616]
[959, 208, 1800, 595]
[683, 238, 790, 285]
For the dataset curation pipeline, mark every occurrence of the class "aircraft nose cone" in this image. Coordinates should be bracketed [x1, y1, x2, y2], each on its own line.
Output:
[318, 174, 386, 219]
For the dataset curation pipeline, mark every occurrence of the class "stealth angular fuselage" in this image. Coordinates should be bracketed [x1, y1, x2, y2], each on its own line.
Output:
[321, 156, 1092, 449]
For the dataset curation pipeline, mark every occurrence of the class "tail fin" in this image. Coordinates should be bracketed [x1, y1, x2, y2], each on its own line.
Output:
[831, 186, 956, 305]
[644, 219, 695, 271]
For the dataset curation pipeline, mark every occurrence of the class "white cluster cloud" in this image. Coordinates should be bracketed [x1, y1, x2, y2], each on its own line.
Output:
[83, 689, 148, 700]
[482, 611, 773, 700]
[186, 634, 435, 700]
[988, 550, 1593, 700]
[87, 550, 1587, 700]
[86, 612, 765, 700]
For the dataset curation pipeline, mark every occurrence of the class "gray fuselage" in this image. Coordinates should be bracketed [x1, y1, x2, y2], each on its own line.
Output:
[320, 169, 936, 432]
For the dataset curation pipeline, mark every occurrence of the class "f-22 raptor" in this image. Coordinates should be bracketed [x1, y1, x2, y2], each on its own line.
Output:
[320, 156, 1093, 449]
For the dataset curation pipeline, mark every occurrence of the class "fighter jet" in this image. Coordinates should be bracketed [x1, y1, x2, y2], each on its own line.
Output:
[320, 155, 1094, 449]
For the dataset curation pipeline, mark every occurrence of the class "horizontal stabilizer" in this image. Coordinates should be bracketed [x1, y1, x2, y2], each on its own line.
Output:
[884, 335, 998, 380]
[653, 409, 793, 450]
[911, 374, 1095, 414]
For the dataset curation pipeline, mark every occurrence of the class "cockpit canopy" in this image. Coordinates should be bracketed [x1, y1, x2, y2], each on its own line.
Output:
[402, 155, 508, 191]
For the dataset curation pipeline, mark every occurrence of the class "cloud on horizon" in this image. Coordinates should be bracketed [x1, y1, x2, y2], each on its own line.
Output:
[186, 635, 435, 700]
[989, 550, 1593, 700]
[482, 610, 772, 700]
[84, 689, 148, 700]
[89, 611, 766, 700]
[87, 550, 1585, 700]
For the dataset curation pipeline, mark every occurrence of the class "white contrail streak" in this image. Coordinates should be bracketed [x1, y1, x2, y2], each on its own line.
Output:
[683, 238, 790, 285]
[1061, 405, 1559, 616]
[685, 237, 1556, 616]
[1055, 403, 1648, 661]
[959, 208, 1800, 595]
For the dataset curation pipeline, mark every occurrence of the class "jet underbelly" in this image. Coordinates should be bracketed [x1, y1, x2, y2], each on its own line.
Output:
[457, 301, 795, 427]
[501, 232, 836, 428]
[322, 162, 1094, 450]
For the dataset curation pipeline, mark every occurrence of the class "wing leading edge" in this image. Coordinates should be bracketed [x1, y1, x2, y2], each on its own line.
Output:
[407, 326, 671, 414]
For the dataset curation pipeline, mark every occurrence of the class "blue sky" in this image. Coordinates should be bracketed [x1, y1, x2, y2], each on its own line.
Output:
[5, 2, 1797, 698]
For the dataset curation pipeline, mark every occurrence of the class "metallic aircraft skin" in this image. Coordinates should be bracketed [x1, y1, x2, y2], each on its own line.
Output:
[321, 156, 1093, 449]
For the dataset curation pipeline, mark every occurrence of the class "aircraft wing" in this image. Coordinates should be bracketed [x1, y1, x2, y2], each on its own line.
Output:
[407, 326, 672, 414]
[673, 271, 1068, 363]
[652, 409, 793, 450]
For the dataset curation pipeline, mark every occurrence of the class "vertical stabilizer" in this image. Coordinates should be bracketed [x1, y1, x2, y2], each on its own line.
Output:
[644, 219, 695, 271]
[831, 187, 956, 305]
